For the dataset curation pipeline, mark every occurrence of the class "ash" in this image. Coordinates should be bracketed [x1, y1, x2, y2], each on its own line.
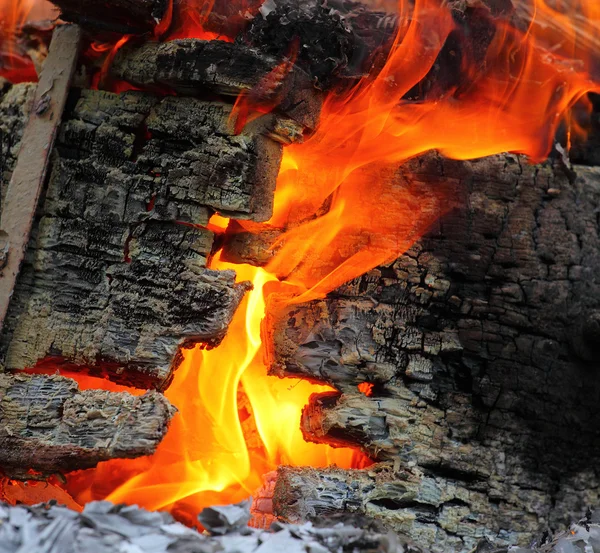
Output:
[0, 500, 598, 553]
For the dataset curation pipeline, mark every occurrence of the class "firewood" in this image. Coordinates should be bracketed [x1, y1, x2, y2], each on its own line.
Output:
[265, 152, 600, 549]
[273, 465, 600, 553]
[219, 220, 284, 266]
[110, 39, 323, 132]
[0, 373, 175, 477]
[0, 25, 82, 331]
[0, 83, 281, 389]
[239, 0, 399, 88]
[49, 0, 168, 35]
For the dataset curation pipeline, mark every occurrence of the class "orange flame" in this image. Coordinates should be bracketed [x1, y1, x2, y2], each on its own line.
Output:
[62, 252, 364, 523]
[3, 0, 600, 529]
[0, 0, 55, 81]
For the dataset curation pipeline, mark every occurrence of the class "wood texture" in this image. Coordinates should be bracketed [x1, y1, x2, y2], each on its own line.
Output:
[0, 24, 82, 331]
[111, 39, 323, 132]
[0, 373, 175, 476]
[0, 84, 282, 388]
[49, 0, 167, 34]
[266, 153, 600, 551]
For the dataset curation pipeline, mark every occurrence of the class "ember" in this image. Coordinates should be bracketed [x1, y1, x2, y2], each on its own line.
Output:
[1, 0, 600, 550]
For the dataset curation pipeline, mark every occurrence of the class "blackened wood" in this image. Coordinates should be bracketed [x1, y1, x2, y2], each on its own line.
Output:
[49, 0, 167, 35]
[0, 25, 81, 332]
[111, 39, 323, 132]
[0, 84, 280, 389]
[220, 221, 283, 266]
[273, 466, 600, 553]
[266, 153, 600, 550]
[0, 373, 175, 477]
[240, 0, 399, 88]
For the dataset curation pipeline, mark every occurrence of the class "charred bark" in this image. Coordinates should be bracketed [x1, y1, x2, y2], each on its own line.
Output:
[49, 0, 167, 35]
[0, 83, 283, 388]
[111, 39, 323, 133]
[0, 373, 175, 477]
[266, 153, 600, 551]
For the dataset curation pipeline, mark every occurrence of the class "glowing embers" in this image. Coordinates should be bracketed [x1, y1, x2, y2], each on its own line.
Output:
[358, 382, 375, 397]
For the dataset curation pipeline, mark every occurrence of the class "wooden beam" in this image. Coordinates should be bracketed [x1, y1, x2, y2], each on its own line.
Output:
[0, 24, 82, 332]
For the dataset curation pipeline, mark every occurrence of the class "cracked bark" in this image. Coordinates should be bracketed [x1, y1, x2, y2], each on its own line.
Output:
[0, 83, 282, 388]
[111, 39, 323, 135]
[265, 153, 600, 552]
[0, 373, 175, 477]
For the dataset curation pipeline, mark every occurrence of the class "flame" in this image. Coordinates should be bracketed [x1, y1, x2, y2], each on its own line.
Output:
[0, 0, 55, 81]
[62, 251, 364, 523]
[3, 0, 600, 529]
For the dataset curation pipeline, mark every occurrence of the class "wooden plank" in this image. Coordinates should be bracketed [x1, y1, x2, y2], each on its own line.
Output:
[0, 24, 82, 332]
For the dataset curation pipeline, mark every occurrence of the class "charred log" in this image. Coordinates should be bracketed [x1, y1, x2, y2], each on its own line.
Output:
[0, 373, 174, 477]
[239, 0, 399, 88]
[111, 39, 323, 133]
[266, 153, 600, 550]
[49, 0, 167, 35]
[0, 83, 284, 388]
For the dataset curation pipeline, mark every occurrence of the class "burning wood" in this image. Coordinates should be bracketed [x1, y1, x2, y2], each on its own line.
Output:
[0, 24, 81, 331]
[51, 0, 168, 35]
[110, 38, 323, 133]
[0, 373, 175, 477]
[1, 0, 600, 551]
[0, 81, 282, 389]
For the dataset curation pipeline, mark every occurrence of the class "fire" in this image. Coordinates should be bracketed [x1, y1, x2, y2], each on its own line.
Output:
[61, 252, 364, 523]
[2, 0, 600, 528]
[0, 0, 55, 81]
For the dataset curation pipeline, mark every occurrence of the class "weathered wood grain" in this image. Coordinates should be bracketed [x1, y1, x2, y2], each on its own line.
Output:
[266, 153, 600, 551]
[0, 373, 175, 477]
[111, 39, 323, 133]
[0, 84, 280, 388]
[0, 24, 82, 331]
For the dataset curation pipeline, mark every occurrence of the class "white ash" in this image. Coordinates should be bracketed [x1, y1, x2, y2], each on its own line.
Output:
[0, 499, 598, 553]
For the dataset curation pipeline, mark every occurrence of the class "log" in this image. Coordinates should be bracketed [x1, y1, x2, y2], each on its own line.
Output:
[49, 0, 168, 35]
[0, 373, 175, 477]
[273, 465, 600, 553]
[266, 153, 600, 550]
[239, 0, 400, 88]
[111, 39, 324, 133]
[0, 24, 82, 331]
[0, 83, 282, 389]
[274, 464, 536, 551]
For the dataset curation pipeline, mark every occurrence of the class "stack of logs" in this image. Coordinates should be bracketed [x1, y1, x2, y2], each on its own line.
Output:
[1, 1, 600, 552]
